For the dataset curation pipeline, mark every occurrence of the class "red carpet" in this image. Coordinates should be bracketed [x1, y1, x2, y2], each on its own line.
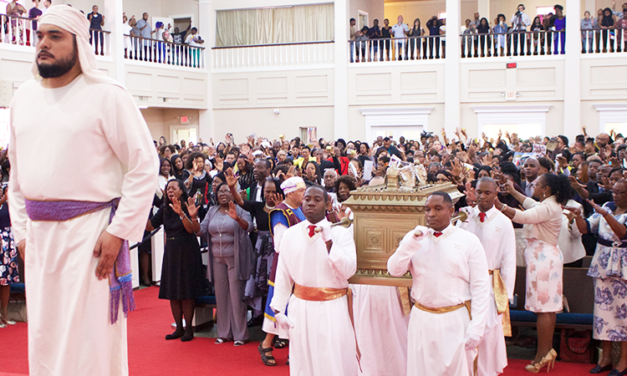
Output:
[0, 287, 593, 375]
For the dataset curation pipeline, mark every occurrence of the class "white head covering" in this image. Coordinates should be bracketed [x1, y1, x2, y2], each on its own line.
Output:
[281, 177, 306, 194]
[33, 5, 122, 87]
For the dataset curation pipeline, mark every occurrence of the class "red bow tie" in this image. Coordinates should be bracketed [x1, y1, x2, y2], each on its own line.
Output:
[479, 212, 486, 222]
[433, 232, 443, 237]
[308, 225, 317, 238]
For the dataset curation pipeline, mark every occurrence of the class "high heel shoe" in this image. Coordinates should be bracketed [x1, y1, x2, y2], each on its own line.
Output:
[525, 349, 557, 373]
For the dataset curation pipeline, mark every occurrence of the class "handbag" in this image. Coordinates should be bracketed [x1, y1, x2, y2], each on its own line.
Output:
[559, 329, 593, 363]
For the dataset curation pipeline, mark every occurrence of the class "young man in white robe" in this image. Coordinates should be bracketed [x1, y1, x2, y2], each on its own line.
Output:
[8, 5, 158, 376]
[388, 191, 491, 376]
[456, 177, 517, 376]
[271, 185, 358, 375]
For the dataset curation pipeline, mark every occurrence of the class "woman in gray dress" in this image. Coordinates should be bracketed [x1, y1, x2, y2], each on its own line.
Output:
[197, 183, 254, 346]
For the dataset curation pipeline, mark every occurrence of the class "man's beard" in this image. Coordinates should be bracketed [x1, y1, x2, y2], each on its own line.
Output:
[37, 48, 78, 79]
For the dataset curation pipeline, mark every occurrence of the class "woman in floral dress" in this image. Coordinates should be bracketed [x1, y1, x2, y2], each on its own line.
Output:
[568, 179, 627, 375]
[0, 178, 18, 328]
[495, 173, 572, 373]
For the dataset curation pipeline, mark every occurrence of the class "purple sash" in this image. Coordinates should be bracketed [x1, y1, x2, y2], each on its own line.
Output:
[25, 198, 135, 324]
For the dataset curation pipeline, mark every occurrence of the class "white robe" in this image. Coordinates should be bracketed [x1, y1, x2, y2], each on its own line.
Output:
[457, 207, 517, 376]
[8, 75, 158, 376]
[351, 284, 409, 376]
[388, 225, 491, 376]
[270, 219, 358, 376]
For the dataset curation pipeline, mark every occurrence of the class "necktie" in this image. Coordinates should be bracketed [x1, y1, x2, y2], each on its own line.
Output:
[479, 212, 486, 222]
[308, 225, 317, 238]
[433, 232, 443, 237]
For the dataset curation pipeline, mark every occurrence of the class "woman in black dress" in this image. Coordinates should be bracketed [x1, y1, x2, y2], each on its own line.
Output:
[147, 179, 205, 342]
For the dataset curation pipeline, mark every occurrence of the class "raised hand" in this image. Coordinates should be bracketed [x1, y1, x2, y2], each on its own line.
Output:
[464, 182, 477, 206]
[186, 197, 199, 219]
[169, 196, 183, 216]
[587, 199, 608, 216]
[225, 167, 238, 187]
[227, 201, 239, 220]
[266, 192, 284, 207]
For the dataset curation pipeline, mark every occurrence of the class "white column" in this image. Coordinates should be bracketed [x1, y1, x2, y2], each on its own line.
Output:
[478, 0, 490, 25]
[444, 0, 461, 135]
[334, 0, 349, 139]
[105, 0, 125, 85]
[563, 0, 581, 141]
[198, 0, 214, 142]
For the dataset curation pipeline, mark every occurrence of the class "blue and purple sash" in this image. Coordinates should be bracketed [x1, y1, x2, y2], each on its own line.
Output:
[25, 198, 135, 324]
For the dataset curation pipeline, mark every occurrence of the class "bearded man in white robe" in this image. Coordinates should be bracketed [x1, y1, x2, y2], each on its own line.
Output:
[8, 5, 158, 376]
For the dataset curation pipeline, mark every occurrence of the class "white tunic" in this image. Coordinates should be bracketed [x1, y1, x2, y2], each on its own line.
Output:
[9, 75, 158, 376]
[388, 225, 491, 376]
[270, 219, 358, 376]
[351, 284, 409, 376]
[457, 207, 516, 376]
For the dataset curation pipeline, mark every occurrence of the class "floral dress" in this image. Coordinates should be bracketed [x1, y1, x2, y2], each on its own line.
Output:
[586, 202, 627, 341]
[0, 204, 18, 286]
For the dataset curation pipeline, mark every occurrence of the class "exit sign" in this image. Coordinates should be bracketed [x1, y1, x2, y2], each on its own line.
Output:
[180, 116, 189, 124]
[506, 62, 517, 69]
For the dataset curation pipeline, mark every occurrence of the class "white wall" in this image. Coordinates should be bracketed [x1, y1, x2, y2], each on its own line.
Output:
[350, 0, 385, 25]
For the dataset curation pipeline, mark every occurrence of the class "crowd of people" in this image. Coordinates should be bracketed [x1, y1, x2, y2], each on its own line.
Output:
[65, 126, 611, 374]
[350, 2, 627, 61]
[1, 1, 205, 65]
[4, 119, 627, 373]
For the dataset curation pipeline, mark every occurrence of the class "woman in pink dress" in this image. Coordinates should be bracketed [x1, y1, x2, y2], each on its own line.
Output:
[495, 173, 572, 373]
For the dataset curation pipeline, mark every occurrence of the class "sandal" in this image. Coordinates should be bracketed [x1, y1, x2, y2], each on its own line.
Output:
[215, 338, 228, 344]
[258, 343, 276, 366]
[274, 338, 288, 349]
[234, 340, 247, 346]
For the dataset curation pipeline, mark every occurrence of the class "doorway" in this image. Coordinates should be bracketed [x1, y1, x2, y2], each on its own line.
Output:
[170, 125, 198, 145]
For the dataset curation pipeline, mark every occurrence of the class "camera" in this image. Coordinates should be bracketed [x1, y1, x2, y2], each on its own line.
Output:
[516, 10, 522, 15]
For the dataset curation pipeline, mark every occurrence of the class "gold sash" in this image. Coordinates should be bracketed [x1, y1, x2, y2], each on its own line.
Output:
[489, 269, 512, 337]
[293, 284, 361, 364]
[414, 299, 476, 376]
[414, 300, 472, 318]
[398, 287, 412, 316]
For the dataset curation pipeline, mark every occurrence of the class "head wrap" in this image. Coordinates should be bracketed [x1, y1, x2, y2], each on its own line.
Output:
[281, 177, 306, 194]
[33, 5, 122, 87]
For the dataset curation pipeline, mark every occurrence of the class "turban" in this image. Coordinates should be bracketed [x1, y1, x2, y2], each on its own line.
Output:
[281, 177, 306, 194]
[32, 5, 122, 87]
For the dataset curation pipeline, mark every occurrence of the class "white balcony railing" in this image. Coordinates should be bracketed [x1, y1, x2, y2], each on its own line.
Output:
[582, 28, 627, 54]
[461, 30, 565, 58]
[349, 36, 446, 63]
[212, 41, 334, 70]
[124, 35, 206, 69]
[1, 13, 111, 55]
[1, 13, 37, 47]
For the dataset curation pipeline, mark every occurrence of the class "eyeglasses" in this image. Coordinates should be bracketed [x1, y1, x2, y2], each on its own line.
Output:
[614, 190, 627, 195]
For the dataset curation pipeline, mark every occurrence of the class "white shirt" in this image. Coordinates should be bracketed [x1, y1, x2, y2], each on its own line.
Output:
[392, 23, 409, 38]
[8, 75, 159, 243]
[270, 219, 357, 312]
[558, 200, 586, 264]
[510, 11, 531, 30]
[185, 33, 202, 47]
[457, 206, 517, 299]
[388, 225, 491, 338]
